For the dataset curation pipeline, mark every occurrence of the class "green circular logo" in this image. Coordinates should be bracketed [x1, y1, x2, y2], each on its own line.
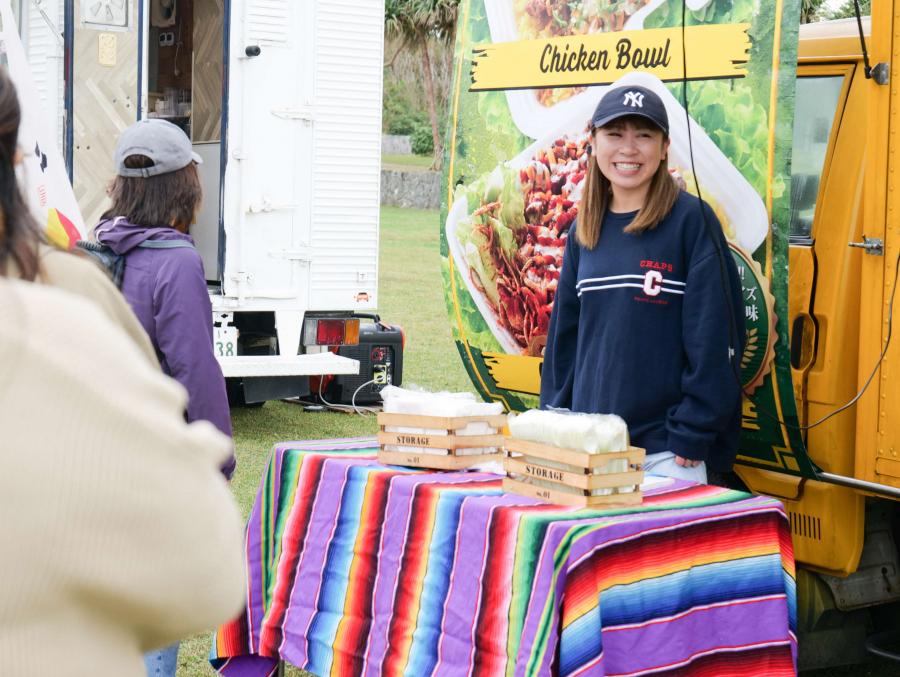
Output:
[730, 244, 776, 393]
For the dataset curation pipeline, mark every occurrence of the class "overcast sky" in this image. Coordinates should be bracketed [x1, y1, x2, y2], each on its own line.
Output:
[822, 0, 853, 13]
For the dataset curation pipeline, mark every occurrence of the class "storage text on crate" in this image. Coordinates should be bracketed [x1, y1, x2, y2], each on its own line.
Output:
[523, 463, 564, 482]
[396, 434, 432, 446]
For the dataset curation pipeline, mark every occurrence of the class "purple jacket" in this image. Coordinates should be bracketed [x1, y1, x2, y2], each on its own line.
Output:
[96, 217, 235, 476]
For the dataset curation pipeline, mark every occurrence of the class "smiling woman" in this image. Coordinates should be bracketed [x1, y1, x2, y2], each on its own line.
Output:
[540, 83, 746, 484]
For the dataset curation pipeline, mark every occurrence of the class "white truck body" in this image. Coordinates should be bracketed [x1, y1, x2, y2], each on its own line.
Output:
[16, 0, 385, 397]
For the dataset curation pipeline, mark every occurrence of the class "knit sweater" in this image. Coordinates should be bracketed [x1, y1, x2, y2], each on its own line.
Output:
[540, 191, 745, 471]
[2, 243, 158, 366]
[0, 280, 245, 676]
[30, 243, 235, 477]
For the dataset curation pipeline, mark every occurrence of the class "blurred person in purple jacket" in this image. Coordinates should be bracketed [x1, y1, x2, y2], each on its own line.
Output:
[94, 119, 234, 472]
[94, 119, 236, 677]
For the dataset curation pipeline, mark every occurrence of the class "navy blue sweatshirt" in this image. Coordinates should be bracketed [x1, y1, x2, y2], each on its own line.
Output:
[540, 191, 745, 472]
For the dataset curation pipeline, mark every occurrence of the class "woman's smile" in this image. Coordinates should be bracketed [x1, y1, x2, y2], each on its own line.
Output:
[612, 161, 643, 174]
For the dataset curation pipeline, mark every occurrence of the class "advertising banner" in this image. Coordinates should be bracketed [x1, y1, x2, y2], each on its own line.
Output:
[0, 0, 84, 249]
[441, 0, 816, 476]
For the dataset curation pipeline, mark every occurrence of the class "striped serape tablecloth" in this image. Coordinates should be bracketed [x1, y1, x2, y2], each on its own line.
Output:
[211, 438, 797, 676]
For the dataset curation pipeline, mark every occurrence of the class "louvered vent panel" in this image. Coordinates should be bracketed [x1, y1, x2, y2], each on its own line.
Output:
[247, 0, 289, 45]
[309, 0, 383, 308]
[788, 511, 822, 540]
[25, 0, 65, 150]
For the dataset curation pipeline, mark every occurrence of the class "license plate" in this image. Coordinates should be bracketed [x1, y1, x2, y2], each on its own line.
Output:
[214, 326, 238, 358]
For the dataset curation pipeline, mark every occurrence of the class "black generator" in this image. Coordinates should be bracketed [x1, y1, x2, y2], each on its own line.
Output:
[326, 315, 404, 405]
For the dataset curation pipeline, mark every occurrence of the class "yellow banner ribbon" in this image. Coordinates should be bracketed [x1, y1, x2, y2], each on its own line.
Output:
[483, 352, 542, 396]
[470, 24, 749, 92]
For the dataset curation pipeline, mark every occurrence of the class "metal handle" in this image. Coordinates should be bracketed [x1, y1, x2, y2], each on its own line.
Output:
[848, 236, 884, 256]
[247, 197, 298, 214]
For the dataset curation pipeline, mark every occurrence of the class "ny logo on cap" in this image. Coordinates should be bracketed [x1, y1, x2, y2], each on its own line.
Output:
[623, 91, 644, 108]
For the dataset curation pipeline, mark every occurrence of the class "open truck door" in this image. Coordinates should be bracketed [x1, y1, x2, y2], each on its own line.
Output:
[220, 0, 314, 306]
[220, 1, 381, 308]
[71, 0, 145, 226]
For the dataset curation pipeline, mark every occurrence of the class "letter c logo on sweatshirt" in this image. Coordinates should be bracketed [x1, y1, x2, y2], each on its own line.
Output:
[643, 270, 663, 296]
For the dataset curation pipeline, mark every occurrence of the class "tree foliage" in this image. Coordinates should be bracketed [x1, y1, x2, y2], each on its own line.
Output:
[385, 0, 458, 43]
[800, 0, 829, 23]
[800, 0, 871, 22]
[385, 0, 461, 166]
[828, 0, 871, 19]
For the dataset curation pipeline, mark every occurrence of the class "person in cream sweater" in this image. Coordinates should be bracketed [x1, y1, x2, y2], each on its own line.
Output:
[0, 279, 245, 676]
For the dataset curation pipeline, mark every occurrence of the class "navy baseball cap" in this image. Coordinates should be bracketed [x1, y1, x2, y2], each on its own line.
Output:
[115, 119, 202, 178]
[590, 85, 669, 135]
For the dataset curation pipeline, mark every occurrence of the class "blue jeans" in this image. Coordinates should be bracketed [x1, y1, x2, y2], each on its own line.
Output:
[644, 451, 707, 484]
[144, 642, 179, 677]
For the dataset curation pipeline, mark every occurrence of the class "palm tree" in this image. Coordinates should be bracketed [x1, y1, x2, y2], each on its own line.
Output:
[801, 0, 828, 22]
[829, 0, 871, 19]
[385, 0, 460, 166]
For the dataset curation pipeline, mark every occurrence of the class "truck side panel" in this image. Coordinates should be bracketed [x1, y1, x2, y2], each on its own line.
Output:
[222, 0, 383, 312]
[309, 0, 383, 312]
[862, 0, 900, 489]
[223, 0, 314, 303]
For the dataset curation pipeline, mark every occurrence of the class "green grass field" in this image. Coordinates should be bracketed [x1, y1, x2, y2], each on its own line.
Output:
[381, 153, 435, 172]
[177, 207, 898, 676]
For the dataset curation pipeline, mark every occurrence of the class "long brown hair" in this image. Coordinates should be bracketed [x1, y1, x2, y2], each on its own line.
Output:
[576, 118, 679, 250]
[103, 155, 202, 232]
[0, 67, 41, 280]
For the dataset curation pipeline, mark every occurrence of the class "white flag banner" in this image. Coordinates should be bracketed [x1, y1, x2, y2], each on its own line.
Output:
[0, 0, 84, 248]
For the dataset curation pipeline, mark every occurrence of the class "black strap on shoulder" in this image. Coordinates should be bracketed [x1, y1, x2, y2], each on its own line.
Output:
[136, 240, 195, 250]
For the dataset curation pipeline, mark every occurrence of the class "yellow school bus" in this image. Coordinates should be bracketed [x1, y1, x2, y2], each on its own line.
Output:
[737, 8, 900, 667]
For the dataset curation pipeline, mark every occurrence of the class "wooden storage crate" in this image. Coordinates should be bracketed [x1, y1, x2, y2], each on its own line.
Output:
[503, 436, 645, 507]
[377, 412, 507, 470]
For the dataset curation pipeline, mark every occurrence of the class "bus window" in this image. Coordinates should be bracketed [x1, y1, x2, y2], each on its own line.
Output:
[790, 76, 844, 241]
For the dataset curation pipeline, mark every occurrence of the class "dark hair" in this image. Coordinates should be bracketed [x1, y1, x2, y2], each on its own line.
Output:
[104, 156, 202, 232]
[576, 115, 679, 250]
[0, 67, 42, 281]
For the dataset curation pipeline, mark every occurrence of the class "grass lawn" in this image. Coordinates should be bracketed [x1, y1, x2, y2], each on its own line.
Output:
[178, 206, 472, 676]
[381, 153, 435, 171]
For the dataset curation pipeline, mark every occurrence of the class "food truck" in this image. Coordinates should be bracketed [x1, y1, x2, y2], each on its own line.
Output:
[15, 0, 385, 403]
[441, 0, 900, 668]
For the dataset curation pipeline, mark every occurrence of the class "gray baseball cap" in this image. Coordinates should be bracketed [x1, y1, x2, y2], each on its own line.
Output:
[115, 119, 202, 178]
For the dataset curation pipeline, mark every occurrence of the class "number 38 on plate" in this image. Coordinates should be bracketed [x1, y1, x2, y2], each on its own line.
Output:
[214, 326, 238, 358]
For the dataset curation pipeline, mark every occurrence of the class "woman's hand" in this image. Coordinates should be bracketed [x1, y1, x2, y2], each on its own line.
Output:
[674, 455, 702, 468]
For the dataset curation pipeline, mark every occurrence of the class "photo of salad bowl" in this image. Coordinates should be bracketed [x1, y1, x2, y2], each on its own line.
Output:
[446, 71, 769, 357]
